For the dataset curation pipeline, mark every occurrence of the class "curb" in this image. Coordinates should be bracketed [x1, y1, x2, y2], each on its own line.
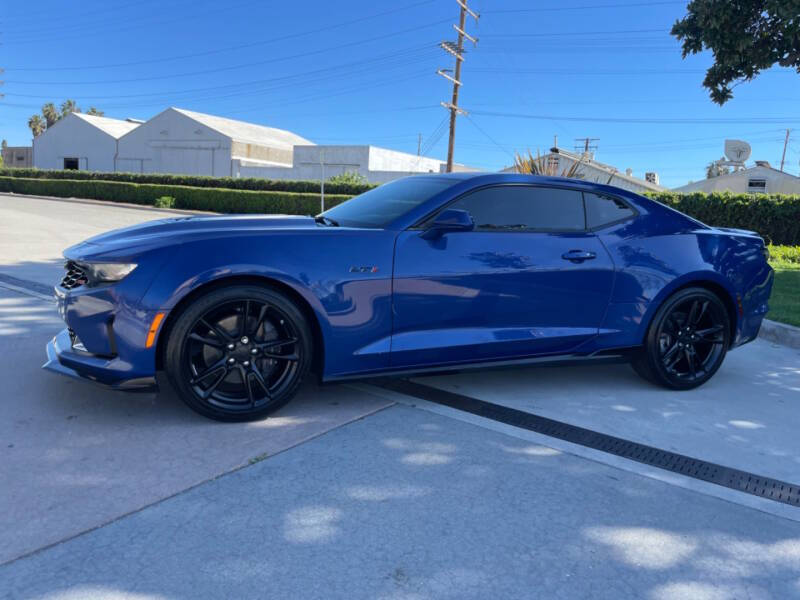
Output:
[759, 319, 800, 350]
[0, 191, 213, 216]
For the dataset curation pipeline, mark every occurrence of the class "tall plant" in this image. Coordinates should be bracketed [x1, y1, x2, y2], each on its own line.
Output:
[512, 149, 586, 178]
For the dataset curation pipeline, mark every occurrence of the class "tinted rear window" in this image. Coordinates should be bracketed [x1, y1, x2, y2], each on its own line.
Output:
[584, 192, 635, 228]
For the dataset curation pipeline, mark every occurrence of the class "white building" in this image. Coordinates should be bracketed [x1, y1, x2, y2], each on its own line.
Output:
[502, 147, 664, 194]
[236, 144, 457, 183]
[115, 107, 313, 176]
[673, 162, 800, 194]
[31, 106, 475, 182]
[33, 112, 140, 172]
[2, 145, 33, 168]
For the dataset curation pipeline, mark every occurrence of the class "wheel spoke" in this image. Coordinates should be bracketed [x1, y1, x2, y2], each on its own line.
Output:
[189, 332, 223, 349]
[664, 352, 681, 374]
[686, 300, 700, 328]
[250, 366, 271, 398]
[253, 304, 269, 336]
[200, 369, 228, 399]
[190, 357, 228, 384]
[661, 342, 680, 365]
[262, 351, 299, 362]
[696, 324, 724, 343]
[684, 348, 696, 377]
[692, 301, 709, 326]
[239, 300, 250, 337]
[256, 337, 298, 351]
[200, 318, 233, 343]
[237, 365, 256, 407]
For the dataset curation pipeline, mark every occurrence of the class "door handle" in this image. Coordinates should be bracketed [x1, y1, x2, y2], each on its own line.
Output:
[562, 250, 596, 263]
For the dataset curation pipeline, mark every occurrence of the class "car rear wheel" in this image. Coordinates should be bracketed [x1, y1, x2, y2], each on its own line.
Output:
[632, 287, 730, 390]
[165, 285, 312, 422]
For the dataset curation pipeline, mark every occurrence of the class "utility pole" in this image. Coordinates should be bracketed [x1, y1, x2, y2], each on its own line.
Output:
[417, 133, 422, 156]
[574, 137, 600, 157]
[780, 128, 791, 172]
[438, 0, 479, 172]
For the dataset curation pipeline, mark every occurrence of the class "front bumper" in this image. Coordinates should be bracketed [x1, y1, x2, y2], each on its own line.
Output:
[44, 328, 158, 392]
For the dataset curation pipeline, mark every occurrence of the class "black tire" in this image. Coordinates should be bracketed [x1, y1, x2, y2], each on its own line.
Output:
[165, 285, 312, 422]
[631, 287, 730, 390]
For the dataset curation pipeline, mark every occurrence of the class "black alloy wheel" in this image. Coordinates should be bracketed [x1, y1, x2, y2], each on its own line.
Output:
[165, 285, 312, 421]
[632, 287, 730, 390]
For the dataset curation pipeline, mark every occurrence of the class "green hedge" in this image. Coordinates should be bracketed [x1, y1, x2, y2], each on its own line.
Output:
[0, 168, 376, 196]
[0, 176, 352, 214]
[646, 192, 800, 246]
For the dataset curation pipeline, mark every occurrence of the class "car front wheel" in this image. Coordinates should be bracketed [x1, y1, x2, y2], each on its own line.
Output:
[165, 284, 312, 421]
[632, 287, 730, 390]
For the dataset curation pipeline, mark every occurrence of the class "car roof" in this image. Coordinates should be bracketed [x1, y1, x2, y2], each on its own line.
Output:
[414, 172, 634, 193]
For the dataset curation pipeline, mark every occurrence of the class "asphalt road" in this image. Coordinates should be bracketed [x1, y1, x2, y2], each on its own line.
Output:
[2, 192, 799, 599]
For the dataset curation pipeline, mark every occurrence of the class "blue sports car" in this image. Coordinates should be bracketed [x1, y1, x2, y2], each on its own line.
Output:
[45, 173, 773, 421]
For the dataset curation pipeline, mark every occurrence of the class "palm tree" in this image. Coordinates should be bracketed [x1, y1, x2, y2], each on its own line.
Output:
[85, 107, 105, 116]
[41, 103, 59, 128]
[27, 115, 46, 137]
[60, 99, 80, 117]
[512, 149, 586, 178]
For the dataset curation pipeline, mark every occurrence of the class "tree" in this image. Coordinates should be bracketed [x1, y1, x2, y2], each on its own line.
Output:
[86, 107, 105, 116]
[60, 99, 80, 117]
[41, 103, 59, 128]
[27, 115, 46, 137]
[672, 0, 800, 105]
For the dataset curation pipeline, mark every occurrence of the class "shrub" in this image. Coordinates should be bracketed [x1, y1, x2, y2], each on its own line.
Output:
[153, 196, 176, 209]
[768, 245, 800, 266]
[0, 168, 375, 196]
[646, 191, 800, 246]
[328, 171, 368, 186]
[0, 176, 352, 214]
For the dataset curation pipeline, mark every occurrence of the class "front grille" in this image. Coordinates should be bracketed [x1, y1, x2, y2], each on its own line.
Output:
[61, 261, 88, 290]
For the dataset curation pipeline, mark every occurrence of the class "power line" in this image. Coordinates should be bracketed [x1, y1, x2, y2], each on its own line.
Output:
[471, 110, 800, 125]
[2, 45, 438, 101]
[3, 0, 441, 68]
[482, 1, 686, 14]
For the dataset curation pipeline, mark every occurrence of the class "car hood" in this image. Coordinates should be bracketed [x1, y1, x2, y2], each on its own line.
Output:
[64, 214, 321, 260]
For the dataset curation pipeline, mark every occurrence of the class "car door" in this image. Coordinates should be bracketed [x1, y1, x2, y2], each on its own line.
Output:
[390, 184, 615, 369]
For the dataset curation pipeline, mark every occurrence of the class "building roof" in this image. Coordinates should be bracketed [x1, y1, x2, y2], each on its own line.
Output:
[672, 164, 800, 193]
[548, 147, 665, 191]
[72, 112, 141, 139]
[501, 147, 664, 191]
[171, 107, 313, 149]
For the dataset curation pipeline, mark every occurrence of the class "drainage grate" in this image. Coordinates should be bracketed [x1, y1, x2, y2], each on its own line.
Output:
[377, 379, 800, 508]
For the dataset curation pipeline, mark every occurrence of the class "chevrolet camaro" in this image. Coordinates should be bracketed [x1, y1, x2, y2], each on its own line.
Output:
[45, 173, 774, 421]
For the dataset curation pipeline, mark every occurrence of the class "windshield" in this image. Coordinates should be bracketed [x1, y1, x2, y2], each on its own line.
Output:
[319, 177, 459, 228]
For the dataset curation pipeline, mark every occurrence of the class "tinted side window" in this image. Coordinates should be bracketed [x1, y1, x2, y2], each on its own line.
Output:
[584, 192, 635, 228]
[449, 186, 585, 231]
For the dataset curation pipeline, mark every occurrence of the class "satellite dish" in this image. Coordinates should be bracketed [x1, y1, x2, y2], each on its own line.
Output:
[724, 139, 751, 163]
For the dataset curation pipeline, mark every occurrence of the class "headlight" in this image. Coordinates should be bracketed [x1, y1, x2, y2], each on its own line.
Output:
[80, 262, 137, 284]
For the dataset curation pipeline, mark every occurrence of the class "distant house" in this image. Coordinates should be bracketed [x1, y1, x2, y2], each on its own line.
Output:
[33, 113, 140, 172]
[503, 147, 665, 194]
[1, 145, 33, 168]
[672, 162, 800, 195]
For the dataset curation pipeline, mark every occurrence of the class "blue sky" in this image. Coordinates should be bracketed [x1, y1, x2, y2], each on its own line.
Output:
[2, 0, 799, 187]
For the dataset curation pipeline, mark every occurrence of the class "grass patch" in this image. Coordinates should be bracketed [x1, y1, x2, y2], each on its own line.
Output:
[767, 258, 800, 327]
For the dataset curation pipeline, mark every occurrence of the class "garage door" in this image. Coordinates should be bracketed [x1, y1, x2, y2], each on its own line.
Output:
[157, 148, 214, 175]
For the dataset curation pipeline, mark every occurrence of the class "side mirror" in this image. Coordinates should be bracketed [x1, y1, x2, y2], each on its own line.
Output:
[420, 208, 474, 239]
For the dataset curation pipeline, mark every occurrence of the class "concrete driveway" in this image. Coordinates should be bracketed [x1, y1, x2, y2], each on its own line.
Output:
[2, 192, 799, 599]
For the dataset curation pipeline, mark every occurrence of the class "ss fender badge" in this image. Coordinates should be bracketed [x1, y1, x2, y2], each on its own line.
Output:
[349, 266, 379, 273]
